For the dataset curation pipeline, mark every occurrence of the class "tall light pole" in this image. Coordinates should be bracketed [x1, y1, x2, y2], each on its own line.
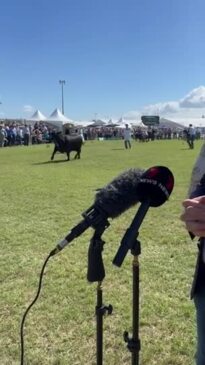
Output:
[59, 80, 66, 114]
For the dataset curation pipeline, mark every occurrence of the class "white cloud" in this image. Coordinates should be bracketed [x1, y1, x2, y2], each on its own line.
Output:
[23, 105, 34, 113]
[124, 101, 179, 120]
[123, 86, 205, 121]
[143, 101, 179, 115]
[179, 86, 205, 108]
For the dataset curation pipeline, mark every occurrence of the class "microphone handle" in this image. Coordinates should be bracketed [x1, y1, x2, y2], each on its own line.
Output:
[60, 219, 90, 249]
[50, 219, 90, 256]
[113, 201, 150, 267]
[50, 205, 110, 256]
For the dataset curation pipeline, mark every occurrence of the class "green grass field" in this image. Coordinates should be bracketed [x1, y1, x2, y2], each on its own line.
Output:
[0, 138, 202, 364]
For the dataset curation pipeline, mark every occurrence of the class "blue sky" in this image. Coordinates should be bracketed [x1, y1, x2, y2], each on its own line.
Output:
[1, 0, 205, 122]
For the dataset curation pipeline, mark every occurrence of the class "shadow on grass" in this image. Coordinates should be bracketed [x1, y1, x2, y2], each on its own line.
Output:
[32, 160, 69, 165]
[180, 148, 193, 150]
[111, 148, 125, 151]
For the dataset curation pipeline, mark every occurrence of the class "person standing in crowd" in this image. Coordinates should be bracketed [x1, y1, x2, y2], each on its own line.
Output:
[0, 125, 6, 147]
[187, 124, 195, 149]
[16, 125, 24, 145]
[123, 124, 132, 149]
[23, 124, 30, 146]
[79, 128, 85, 143]
[181, 142, 205, 365]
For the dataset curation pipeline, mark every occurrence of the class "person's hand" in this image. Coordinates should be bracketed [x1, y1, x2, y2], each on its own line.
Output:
[181, 196, 205, 237]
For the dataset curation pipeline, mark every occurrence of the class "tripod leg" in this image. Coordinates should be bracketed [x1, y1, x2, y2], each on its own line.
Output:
[124, 254, 141, 365]
[96, 282, 113, 365]
[132, 256, 140, 365]
[96, 282, 103, 365]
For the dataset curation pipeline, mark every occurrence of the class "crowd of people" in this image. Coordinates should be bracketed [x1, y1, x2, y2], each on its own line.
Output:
[0, 122, 54, 147]
[0, 120, 202, 148]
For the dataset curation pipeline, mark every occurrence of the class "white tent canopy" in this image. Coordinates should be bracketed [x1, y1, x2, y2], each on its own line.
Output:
[89, 119, 107, 127]
[48, 108, 73, 123]
[159, 118, 184, 129]
[117, 117, 124, 125]
[130, 120, 147, 128]
[170, 117, 205, 127]
[28, 109, 47, 122]
[74, 120, 92, 127]
[117, 117, 139, 128]
[105, 118, 120, 127]
[117, 117, 133, 128]
[47, 108, 74, 130]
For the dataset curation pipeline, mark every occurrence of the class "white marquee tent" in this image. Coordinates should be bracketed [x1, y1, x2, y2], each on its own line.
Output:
[170, 117, 205, 128]
[28, 109, 47, 122]
[47, 108, 74, 130]
[117, 117, 147, 128]
[159, 118, 184, 129]
[74, 120, 92, 127]
[130, 120, 147, 128]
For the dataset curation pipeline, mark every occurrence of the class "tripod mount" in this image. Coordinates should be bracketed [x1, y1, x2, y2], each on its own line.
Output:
[87, 223, 113, 365]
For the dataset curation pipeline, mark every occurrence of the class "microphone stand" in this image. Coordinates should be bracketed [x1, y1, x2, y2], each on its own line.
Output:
[87, 224, 113, 365]
[112, 201, 150, 365]
[123, 239, 141, 365]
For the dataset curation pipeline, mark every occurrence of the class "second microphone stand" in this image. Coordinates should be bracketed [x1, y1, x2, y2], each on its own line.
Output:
[113, 201, 150, 365]
[87, 225, 113, 365]
[123, 239, 141, 365]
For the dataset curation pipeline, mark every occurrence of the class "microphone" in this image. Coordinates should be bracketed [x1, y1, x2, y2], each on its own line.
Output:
[136, 165, 174, 206]
[50, 165, 174, 258]
[113, 165, 174, 266]
[50, 168, 145, 256]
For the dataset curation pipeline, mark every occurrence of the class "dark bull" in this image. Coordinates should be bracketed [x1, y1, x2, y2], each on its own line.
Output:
[51, 132, 83, 161]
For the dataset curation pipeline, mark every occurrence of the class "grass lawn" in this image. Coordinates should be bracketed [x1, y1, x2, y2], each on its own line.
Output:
[0, 138, 202, 364]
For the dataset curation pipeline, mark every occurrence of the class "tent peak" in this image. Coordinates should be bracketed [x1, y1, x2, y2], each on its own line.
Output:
[29, 109, 47, 121]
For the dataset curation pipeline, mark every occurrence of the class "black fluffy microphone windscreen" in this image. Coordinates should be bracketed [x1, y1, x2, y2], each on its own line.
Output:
[94, 168, 145, 218]
[50, 168, 144, 255]
[51, 166, 174, 256]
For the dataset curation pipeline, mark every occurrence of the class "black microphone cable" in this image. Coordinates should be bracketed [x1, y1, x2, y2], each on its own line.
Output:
[19, 165, 174, 363]
[20, 251, 53, 365]
[19, 168, 143, 364]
